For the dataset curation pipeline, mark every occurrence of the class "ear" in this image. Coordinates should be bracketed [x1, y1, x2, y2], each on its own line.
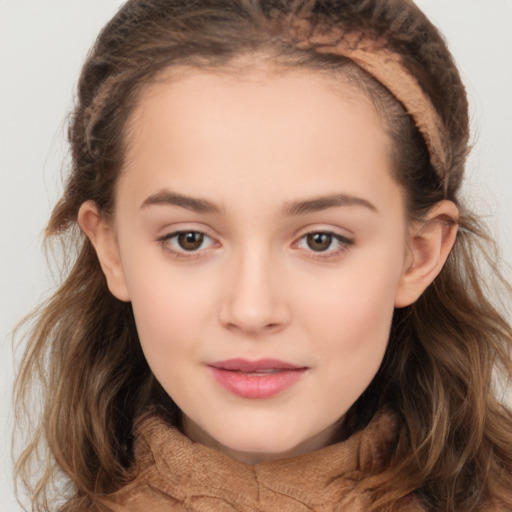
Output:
[78, 201, 131, 302]
[394, 200, 458, 308]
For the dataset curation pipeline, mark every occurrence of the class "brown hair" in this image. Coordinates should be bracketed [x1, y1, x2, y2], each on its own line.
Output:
[14, 1, 512, 511]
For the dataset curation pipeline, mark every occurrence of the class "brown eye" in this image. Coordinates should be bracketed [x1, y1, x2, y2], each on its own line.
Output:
[306, 232, 333, 252]
[177, 232, 205, 251]
[158, 230, 216, 257]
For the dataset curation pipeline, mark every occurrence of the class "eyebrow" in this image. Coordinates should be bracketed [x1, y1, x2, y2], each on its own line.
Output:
[140, 191, 221, 214]
[140, 190, 378, 215]
[283, 194, 378, 216]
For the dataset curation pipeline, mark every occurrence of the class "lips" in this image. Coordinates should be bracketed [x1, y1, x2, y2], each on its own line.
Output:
[207, 358, 308, 399]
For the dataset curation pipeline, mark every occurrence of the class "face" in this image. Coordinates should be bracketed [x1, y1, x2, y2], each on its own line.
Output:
[104, 67, 413, 463]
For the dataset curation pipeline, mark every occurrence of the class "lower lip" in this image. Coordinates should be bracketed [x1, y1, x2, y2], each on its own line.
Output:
[208, 367, 307, 399]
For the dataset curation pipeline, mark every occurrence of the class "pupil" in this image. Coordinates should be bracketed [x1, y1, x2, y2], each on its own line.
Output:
[178, 232, 203, 251]
[307, 233, 332, 252]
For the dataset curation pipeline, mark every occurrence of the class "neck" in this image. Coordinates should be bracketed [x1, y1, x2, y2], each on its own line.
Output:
[181, 414, 343, 464]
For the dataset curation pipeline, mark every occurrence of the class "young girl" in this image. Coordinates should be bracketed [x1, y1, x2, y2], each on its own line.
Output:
[14, 1, 512, 511]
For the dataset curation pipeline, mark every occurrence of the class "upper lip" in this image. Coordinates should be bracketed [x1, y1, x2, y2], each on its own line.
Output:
[208, 358, 306, 372]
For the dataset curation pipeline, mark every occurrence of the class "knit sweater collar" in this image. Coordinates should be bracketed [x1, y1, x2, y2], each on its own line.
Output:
[106, 408, 425, 511]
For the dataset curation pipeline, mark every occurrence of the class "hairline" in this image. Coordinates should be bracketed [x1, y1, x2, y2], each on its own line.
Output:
[116, 49, 407, 192]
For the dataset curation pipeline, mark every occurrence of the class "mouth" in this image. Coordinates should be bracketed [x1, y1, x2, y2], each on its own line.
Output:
[207, 358, 308, 399]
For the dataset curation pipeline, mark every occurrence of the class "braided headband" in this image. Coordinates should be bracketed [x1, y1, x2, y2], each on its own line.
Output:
[291, 28, 450, 185]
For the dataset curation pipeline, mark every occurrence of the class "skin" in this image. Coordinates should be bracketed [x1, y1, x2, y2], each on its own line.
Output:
[79, 66, 458, 464]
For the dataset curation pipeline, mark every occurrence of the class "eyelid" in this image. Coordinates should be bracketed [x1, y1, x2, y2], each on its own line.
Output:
[156, 229, 219, 258]
[293, 229, 354, 260]
[294, 225, 354, 244]
[154, 224, 353, 261]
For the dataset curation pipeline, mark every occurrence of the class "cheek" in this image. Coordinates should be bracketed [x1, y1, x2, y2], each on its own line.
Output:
[126, 269, 218, 405]
[121, 251, 218, 363]
[311, 277, 395, 371]
[308, 247, 402, 331]
[301, 246, 404, 384]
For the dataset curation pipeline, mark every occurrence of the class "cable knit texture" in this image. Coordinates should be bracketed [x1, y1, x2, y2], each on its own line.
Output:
[102, 410, 426, 511]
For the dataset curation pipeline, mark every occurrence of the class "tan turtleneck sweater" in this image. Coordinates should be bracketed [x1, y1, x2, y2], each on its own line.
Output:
[101, 410, 426, 511]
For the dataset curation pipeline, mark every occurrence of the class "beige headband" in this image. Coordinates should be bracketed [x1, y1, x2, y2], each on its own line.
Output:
[290, 26, 450, 185]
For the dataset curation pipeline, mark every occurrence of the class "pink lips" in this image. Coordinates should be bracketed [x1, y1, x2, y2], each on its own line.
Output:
[207, 358, 307, 399]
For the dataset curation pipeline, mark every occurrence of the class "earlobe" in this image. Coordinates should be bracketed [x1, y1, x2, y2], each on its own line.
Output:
[394, 200, 459, 308]
[77, 201, 131, 302]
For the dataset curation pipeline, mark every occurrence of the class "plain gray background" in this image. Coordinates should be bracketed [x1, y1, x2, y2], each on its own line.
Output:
[1, 2, 511, 510]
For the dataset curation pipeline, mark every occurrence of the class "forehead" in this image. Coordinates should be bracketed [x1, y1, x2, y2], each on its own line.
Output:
[123, 61, 388, 156]
[117, 65, 400, 217]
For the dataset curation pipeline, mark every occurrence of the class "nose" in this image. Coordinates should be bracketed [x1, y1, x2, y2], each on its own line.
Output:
[218, 247, 290, 336]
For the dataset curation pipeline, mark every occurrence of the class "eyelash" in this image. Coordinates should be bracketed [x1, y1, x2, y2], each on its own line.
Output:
[295, 231, 353, 260]
[156, 230, 353, 260]
[157, 230, 216, 259]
